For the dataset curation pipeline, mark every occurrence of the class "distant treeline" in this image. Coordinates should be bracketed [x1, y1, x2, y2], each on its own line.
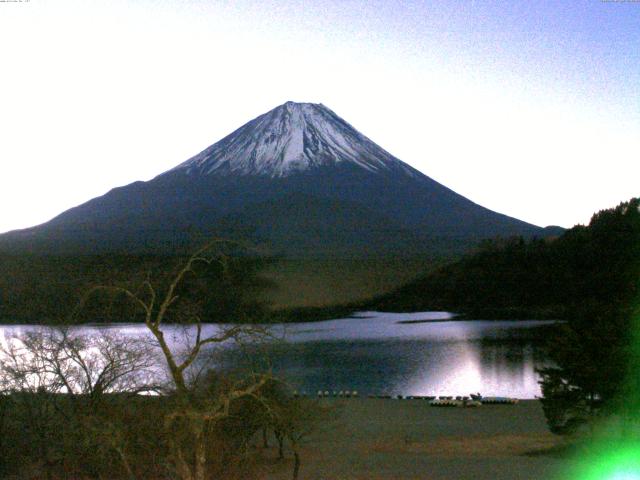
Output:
[4, 198, 638, 325]
[373, 198, 640, 321]
[0, 252, 277, 324]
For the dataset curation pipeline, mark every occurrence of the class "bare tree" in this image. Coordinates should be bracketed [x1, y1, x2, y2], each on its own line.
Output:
[0, 240, 276, 479]
[79, 240, 273, 480]
[271, 395, 328, 480]
[0, 328, 157, 400]
[0, 327, 159, 479]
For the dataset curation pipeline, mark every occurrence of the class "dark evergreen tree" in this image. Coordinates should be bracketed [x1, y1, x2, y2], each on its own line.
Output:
[537, 199, 640, 436]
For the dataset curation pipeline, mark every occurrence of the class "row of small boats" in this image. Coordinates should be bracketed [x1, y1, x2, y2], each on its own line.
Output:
[430, 396, 519, 407]
[295, 391, 519, 405]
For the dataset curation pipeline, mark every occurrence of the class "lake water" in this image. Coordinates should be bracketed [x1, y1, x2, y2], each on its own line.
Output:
[0, 312, 557, 399]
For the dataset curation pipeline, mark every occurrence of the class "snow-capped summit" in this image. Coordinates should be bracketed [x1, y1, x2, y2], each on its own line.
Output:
[173, 101, 416, 178]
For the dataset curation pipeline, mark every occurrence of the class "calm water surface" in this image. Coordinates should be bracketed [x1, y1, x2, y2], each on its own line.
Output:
[0, 312, 557, 399]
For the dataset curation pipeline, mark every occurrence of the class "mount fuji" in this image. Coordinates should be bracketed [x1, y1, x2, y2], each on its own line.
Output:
[0, 101, 554, 257]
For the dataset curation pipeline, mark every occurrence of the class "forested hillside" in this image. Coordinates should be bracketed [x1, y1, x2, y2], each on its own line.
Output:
[374, 198, 640, 321]
[0, 253, 275, 324]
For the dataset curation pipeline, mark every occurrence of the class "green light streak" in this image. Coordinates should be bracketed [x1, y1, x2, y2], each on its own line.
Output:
[559, 305, 640, 480]
[564, 442, 640, 480]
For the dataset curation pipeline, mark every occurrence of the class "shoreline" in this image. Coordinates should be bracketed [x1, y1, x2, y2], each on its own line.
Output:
[0, 310, 563, 326]
[262, 398, 571, 479]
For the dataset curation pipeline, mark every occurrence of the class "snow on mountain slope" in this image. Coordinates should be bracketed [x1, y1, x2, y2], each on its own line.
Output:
[172, 101, 419, 178]
[0, 100, 551, 257]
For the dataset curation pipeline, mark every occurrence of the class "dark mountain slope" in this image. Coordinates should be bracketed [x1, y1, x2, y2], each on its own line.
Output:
[0, 101, 552, 258]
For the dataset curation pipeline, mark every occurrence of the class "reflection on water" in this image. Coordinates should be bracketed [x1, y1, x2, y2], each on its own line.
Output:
[0, 312, 558, 399]
[224, 312, 557, 399]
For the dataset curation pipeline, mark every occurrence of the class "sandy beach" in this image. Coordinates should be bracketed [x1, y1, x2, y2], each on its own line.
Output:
[261, 398, 574, 480]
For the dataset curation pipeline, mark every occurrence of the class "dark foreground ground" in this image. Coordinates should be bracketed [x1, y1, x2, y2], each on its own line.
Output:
[259, 399, 575, 480]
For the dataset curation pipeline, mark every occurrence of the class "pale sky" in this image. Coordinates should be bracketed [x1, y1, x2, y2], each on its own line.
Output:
[1, 0, 638, 234]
